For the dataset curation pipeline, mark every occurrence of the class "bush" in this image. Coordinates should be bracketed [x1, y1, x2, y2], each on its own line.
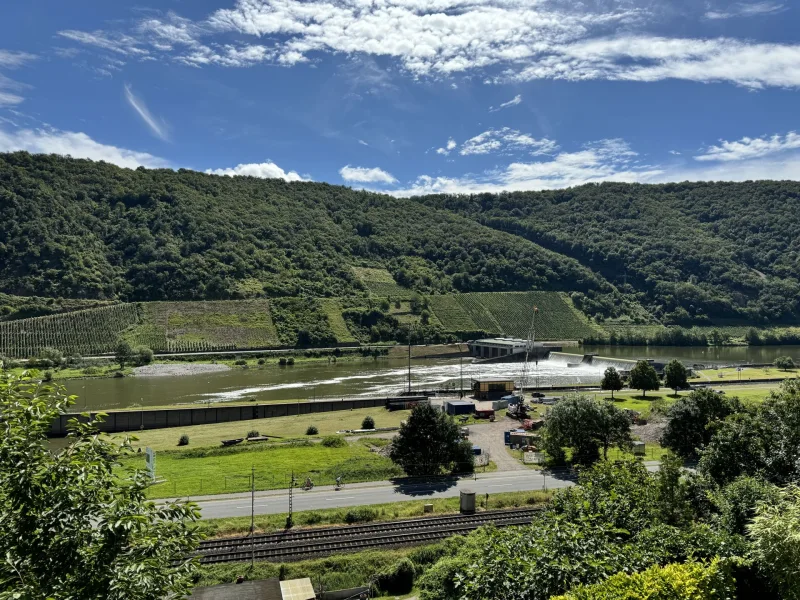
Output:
[234, 359, 247, 366]
[43, 370, 53, 382]
[287, 357, 295, 365]
[344, 507, 377, 524]
[361, 415, 376, 430]
[375, 557, 416, 595]
[278, 357, 287, 366]
[112, 371, 124, 378]
[322, 435, 347, 448]
[178, 434, 189, 446]
[306, 425, 319, 435]
[257, 358, 265, 365]
[135, 347, 153, 366]
[81, 366, 100, 375]
[246, 430, 260, 439]
[552, 559, 735, 600]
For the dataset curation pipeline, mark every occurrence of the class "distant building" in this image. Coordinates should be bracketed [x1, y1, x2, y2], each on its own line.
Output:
[468, 338, 527, 359]
[472, 378, 515, 400]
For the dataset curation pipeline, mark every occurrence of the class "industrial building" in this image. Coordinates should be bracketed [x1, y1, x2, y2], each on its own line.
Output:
[467, 338, 558, 360]
[472, 378, 515, 400]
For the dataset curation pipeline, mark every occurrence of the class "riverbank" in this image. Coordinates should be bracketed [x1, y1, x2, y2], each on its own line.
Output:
[133, 363, 231, 377]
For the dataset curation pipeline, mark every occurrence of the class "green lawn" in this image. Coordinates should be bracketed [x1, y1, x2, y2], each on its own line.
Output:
[697, 367, 798, 382]
[121, 407, 409, 451]
[131, 438, 404, 499]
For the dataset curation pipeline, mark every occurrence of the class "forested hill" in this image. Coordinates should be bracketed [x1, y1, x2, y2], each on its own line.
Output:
[1, 151, 798, 325]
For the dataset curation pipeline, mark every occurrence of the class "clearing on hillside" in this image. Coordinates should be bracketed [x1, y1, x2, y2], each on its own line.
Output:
[430, 292, 599, 340]
[351, 267, 411, 297]
[0, 304, 139, 358]
[320, 298, 358, 343]
[126, 300, 279, 353]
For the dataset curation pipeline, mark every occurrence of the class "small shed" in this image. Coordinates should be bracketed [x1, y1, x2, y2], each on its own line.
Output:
[472, 378, 514, 400]
[446, 400, 475, 416]
[632, 441, 646, 456]
[474, 401, 496, 419]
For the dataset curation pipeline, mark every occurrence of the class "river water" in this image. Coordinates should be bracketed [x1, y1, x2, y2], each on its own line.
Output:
[62, 345, 800, 411]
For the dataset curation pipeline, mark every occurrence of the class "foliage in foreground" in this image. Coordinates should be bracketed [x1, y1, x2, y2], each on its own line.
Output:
[551, 559, 736, 600]
[0, 372, 203, 599]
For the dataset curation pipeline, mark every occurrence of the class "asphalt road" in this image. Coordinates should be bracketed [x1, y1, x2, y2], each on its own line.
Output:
[189, 466, 660, 520]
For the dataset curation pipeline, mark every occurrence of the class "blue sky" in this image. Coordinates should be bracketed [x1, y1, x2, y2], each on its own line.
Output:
[0, 0, 799, 194]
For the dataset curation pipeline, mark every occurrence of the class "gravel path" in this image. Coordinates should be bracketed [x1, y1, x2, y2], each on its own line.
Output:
[132, 363, 231, 377]
[468, 419, 527, 472]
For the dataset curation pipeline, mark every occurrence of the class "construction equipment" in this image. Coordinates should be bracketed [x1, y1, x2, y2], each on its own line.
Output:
[518, 306, 539, 394]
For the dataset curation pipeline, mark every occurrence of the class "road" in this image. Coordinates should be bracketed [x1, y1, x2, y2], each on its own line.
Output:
[185, 465, 658, 520]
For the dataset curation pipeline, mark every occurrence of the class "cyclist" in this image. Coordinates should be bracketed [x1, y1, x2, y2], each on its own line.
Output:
[304, 476, 313, 490]
[335, 476, 342, 489]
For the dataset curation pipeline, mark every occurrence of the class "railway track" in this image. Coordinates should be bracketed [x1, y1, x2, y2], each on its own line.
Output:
[196, 507, 542, 564]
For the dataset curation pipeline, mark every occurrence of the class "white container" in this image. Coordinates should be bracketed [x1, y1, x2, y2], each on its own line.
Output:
[460, 490, 476, 514]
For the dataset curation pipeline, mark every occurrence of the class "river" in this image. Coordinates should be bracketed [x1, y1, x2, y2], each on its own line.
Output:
[62, 345, 800, 411]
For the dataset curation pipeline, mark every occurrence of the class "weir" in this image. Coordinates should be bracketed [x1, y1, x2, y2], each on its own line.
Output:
[547, 351, 636, 373]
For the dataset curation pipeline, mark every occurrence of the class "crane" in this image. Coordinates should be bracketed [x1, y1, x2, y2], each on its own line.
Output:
[518, 305, 539, 395]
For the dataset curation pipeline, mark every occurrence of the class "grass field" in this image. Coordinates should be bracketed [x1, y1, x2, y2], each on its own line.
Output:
[204, 490, 553, 537]
[122, 407, 408, 451]
[428, 292, 599, 340]
[696, 367, 798, 382]
[132, 438, 404, 498]
[319, 298, 358, 343]
[352, 267, 412, 298]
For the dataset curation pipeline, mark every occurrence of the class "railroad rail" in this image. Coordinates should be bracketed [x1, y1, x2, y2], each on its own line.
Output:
[196, 507, 542, 564]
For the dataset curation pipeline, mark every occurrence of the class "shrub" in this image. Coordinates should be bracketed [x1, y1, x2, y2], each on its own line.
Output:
[551, 559, 735, 600]
[375, 557, 416, 595]
[300, 512, 323, 525]
[344, 507, 377, 524]
[234, 359, 247, 366]
[43, 370, 53, 382]
[322, 435, 347, 448]
[178, 434, 189, 446]
[246, 430, 260, 439]
[287, 357, 295, 365]
[135, 347, 154, 366]
[257, 358, 265, 365]
[306, 425, 319, 435]
[113, 371, 124, 378]
[361, 415, 376, 430]
[278, 357, 287, 366]
[81, 366, 100, 375]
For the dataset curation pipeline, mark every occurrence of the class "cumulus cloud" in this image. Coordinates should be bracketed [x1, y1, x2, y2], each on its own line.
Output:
[0, 126, 170, 169]
[53, 0, 800, 89]
[460, 128, 558, 156]
[206, 161, 308, 181]
[489, 94, 522, 112]
[124, 84, 169, 141]
[705, 2, 785, 19]
[436, 138, 457, 156]
[340, 165, 397, 184]
[694, 132, 800, 162]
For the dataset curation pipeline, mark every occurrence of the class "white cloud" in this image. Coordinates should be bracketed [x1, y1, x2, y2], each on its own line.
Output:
[436, 138, 457, 156]
[124, 83, 169, 141]
[58, 30, 149, 57]
[705, 2, 785, 19]
[669, 150, 681, 155]
[460, 128, 558, 156]
[0, 50, 37, 69]
[694, 131, 800, 162]
[340, 165, 397, 184]
[206, 161, 308, 181]
[489, 94, 522, 112]
[358, 139, 369, 146]
[0, 126, 170, 169]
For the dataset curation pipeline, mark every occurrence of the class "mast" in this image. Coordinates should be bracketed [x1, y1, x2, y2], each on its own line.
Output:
[519, 306, 538, 392]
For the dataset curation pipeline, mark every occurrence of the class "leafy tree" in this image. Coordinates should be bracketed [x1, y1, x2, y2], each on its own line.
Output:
[714, 476, 780, 536]
[542, 395, 631, 465]
[389, 403, 471, 476]
[663, 359, 688, 396]
[601, 366, 623, 399]
[748, 484, 800, 600]
[38, 347, 64, 367]
[661, 388, 741, 458]
[0, 372, 203, 599]
[630, 360, 660, 397]
[653, 452, 692, 527]
[115, 340, 134, 368]
[775, 356, 796, 371]
[361, 415, 375, 429]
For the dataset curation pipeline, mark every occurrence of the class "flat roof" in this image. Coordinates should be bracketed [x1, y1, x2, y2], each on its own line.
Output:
[471, 337, 526, 345]
[280, 578, 315, 600]
[472, 378, 514, 383]
[446, 400, 475, 406]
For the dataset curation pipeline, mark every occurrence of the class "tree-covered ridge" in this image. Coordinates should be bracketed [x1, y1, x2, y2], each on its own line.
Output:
[1, 152, 799, 324]
[417, 182, 800, 323]
[0, 152, 609, 305]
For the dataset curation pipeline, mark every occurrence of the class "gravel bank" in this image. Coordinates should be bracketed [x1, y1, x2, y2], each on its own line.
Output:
[133, 363, 231, 377]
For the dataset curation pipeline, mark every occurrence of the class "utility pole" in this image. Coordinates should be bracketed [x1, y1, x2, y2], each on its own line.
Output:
[459, 355, 464, 398]
[250, 465, 255, 568]
[287, 470, 294, 528]
[407, 329, 412, 394]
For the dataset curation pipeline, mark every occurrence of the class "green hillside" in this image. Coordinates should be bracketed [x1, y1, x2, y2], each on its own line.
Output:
[1, 152, 799, 341]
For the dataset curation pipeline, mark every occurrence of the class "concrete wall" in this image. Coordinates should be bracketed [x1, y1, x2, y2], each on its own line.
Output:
[51, 397, 390, 437]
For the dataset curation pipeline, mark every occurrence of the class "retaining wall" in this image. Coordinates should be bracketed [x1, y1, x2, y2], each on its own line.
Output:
[51, 397, 389, 437]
